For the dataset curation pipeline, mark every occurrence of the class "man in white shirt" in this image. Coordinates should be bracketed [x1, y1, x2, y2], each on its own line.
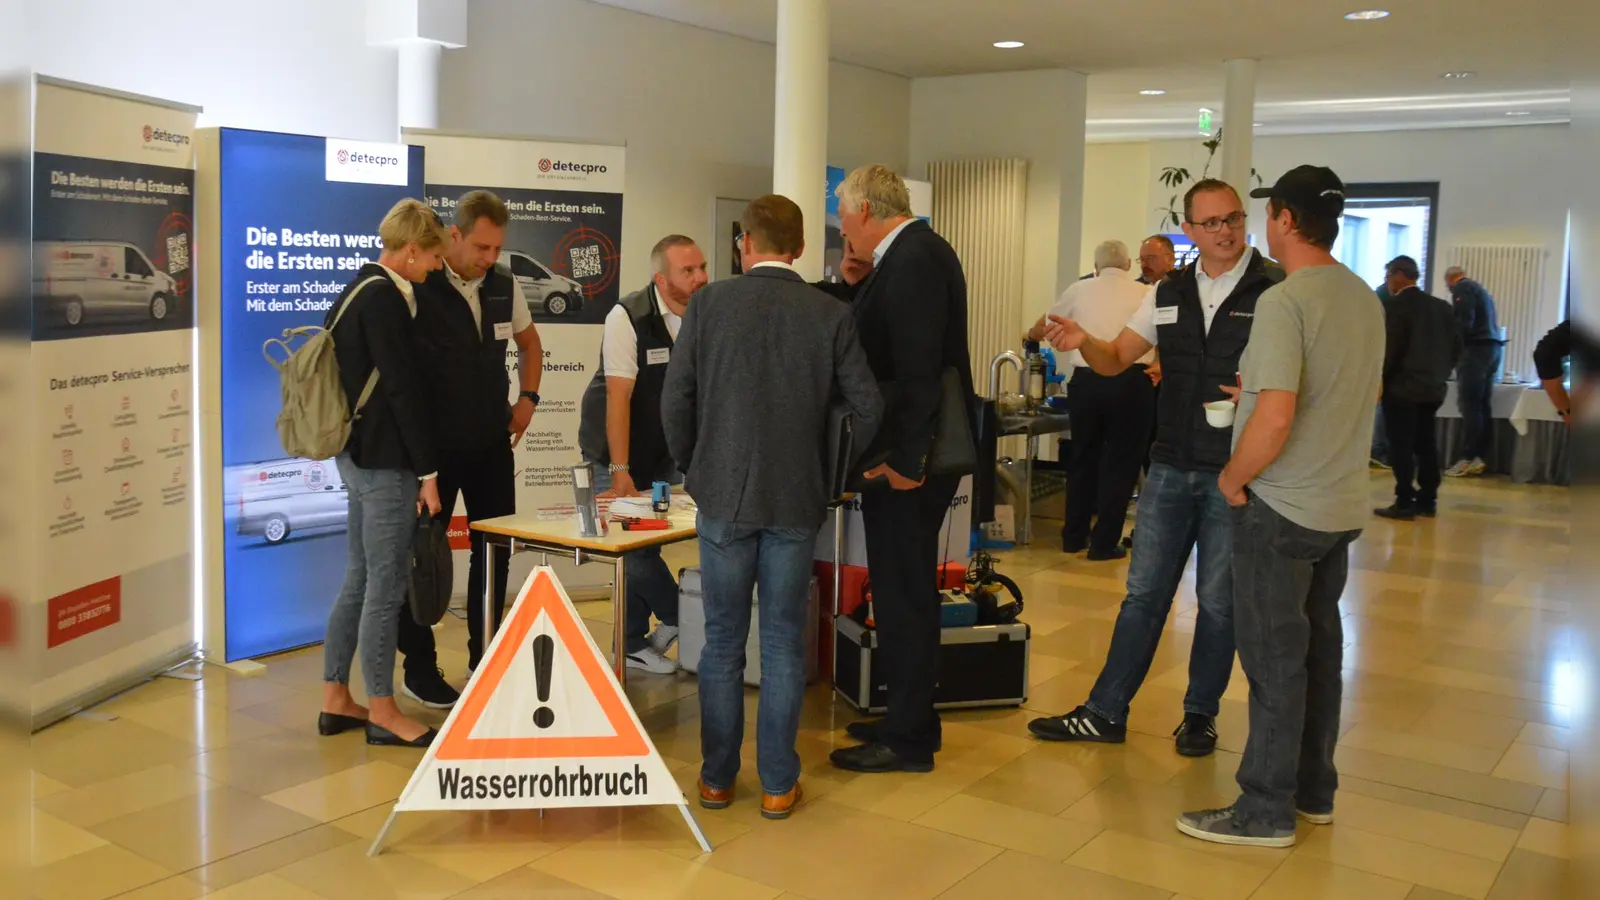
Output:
[1026, 180, 1283, 760]
[1026, 240, 1155, 559]
[576, 235, 707, 674]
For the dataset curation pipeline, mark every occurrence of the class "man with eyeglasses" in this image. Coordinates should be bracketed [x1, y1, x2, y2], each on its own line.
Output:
[1030, 178, 1282, 758]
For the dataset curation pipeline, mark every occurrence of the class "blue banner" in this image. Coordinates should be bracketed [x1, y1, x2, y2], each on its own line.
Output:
[217, 128, 425, 661]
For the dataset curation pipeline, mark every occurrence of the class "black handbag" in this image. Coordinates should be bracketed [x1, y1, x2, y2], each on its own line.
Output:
[407, 515, 454, 627]
[849, 367, 978, 491]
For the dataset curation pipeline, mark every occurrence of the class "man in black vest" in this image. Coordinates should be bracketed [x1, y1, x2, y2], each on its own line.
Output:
[1030, 179, 1283, 757]
[397, 191, 544, 706]
[577, 235, 708, 674]
[1375, 255, 1462, 520]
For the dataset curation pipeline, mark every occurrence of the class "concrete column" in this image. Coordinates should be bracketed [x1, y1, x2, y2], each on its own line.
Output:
[772, 0, 829, 281]
[1220, 58, 1257, 204]
[397, 41, 443, 130]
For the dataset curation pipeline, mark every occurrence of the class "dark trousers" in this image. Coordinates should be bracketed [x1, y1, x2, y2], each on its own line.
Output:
[1456, 344, 1503, 461]
[397, 440, 515, 674]
[1231, 494, 1360, 829]
[1064, 365, 1155, 554]
[860, 473, 961, 762]
[1381, 398, 1442, 510]
[594, 468, 681, 654]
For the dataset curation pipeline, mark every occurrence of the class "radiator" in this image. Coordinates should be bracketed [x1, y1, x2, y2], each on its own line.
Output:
[926, 159, 1029, 394]
[1445, 244, 1548, 382]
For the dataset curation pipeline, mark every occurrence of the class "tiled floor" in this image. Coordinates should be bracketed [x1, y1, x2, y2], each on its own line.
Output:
[29, 472, 1576, 899]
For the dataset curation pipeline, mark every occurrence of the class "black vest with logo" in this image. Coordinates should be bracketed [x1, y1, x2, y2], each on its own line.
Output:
[577, 284, 675, 480]
[414, 263, 517, 452]
[1150, 249, 1283, 473]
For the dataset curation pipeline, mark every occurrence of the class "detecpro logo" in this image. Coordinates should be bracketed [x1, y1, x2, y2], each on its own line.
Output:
[142, 125, 190, 147]
[326, 138, 410, 186]
[539, 158, 608, 176]
[337, 149, 349, 164]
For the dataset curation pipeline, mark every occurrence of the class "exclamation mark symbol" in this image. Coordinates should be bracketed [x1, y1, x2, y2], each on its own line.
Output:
[531, 634, 555, 729]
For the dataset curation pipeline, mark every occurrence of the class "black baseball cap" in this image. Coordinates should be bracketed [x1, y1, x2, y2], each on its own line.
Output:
[1250, 165, 1346, 216]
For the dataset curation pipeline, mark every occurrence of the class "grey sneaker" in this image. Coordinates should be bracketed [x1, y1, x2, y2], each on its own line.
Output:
[1176, 805, 1295, 848]
[1297, 808, 1334, 825]
[625, 646, 678, 675]
[1444, 459, 1474, 478]
[646, 625, 680, 656]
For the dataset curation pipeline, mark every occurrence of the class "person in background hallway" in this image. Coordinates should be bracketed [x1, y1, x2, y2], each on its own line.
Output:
[1179, 165, 1384, 848]
[828, 164, 973, 776]
[1138, 234, 1177, 286]
[398, 191, 543, 703]
[1026, 240, 1154, 559]
[1370, 282, 1395, 469]
[662, 194, 881, 819]
[1031, 179, 1282, 758]
[577, 235, 709, 674]
[1374, 255, 1461, 521]
[318, 198, 446, 748]
[815, 238, 872, 304]
[1444, 265, 1503, 476]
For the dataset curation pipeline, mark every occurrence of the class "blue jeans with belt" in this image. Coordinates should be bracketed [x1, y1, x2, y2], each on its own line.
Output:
[323, 456, 415, 698]
[1085, 462, 1236, 724]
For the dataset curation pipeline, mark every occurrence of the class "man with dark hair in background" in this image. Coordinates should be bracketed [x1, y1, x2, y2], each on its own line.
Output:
[1138, 234, 1177, 285]
[662, 194, 881, 819]
[1444, 265, 1503, 477]
[1375, 255, 1461, 520]
[1033, 178, 1282, 758]
[577, 234, 708, 674]
[397, 190, 543, 707]
[1179, 165, 1384, 848]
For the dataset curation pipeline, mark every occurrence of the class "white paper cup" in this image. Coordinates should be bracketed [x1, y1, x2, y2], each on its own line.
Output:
[1204, 400, 1236, 428]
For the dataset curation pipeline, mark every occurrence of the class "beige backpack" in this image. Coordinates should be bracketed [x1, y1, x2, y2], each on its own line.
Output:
[262, 275, 385, 461]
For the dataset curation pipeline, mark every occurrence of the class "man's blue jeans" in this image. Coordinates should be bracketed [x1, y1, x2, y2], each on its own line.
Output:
[695, 516, 818, 796]
[1085, 462, 1235, 723]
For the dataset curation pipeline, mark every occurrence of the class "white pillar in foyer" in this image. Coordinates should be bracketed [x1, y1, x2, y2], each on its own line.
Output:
[1220, 58, 1258, 205]
[773, 0, 829, 281]
[367, 0, 467, 136]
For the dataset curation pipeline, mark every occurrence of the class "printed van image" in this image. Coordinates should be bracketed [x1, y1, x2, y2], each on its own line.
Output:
[34, 240, 181, 328]
[228, 457, 347, 545]
[505, 249, 585, 318]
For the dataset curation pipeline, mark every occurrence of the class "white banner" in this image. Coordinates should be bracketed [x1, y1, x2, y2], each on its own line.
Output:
[28, 79, 198, 723]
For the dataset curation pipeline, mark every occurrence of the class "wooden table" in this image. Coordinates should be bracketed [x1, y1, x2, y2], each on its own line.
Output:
[471, 510, 699, 686]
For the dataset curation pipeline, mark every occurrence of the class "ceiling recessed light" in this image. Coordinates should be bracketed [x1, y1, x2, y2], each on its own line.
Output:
[1506, 110, 1531, 116]
[1139, 89, 1167, 96]
[1344, 9, 1390, 20]
[1442, 71, 1475, 79]
[993, 40, 1024, 49]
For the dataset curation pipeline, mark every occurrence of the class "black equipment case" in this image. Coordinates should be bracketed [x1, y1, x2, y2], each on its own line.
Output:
[833, 615, 1029, 713]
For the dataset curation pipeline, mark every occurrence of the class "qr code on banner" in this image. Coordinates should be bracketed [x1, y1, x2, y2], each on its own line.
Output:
[166, 233, 190, 275]
[569, 244, 602, 280]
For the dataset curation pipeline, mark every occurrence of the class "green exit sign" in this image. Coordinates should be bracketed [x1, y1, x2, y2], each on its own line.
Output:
[1198, 108, 1214, 134]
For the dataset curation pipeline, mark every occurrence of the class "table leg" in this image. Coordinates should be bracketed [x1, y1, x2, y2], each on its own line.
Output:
[830, 505, 844, 684]
[1020, 434, 1037, 544]
[481, 540, 498, 663]
[613, 554, 628, 688]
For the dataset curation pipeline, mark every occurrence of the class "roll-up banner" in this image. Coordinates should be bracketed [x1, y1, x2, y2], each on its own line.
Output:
[403, 129, 625, 593]
[198, 128, 425, 662]
[28, 77, 199, 726]
[821, 165, 931, 282]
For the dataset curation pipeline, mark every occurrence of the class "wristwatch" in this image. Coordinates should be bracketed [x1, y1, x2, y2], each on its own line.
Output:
[519, 390, 541, 405]
[608, 463, 629, 474]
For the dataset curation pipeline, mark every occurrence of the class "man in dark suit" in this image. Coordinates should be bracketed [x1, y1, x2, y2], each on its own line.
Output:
[1375, 255, 1462, 520]
[827, 164, 974, 775]
[662, 194, 881, 819]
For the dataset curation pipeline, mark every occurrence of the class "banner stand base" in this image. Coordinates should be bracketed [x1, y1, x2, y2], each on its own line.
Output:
[366, 803, 714, 857]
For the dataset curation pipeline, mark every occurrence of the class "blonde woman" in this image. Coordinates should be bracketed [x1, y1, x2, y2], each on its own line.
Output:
[316, 198, 447, 747]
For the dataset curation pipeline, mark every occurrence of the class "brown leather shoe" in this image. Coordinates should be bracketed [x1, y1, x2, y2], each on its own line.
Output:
[760, 782, 802, 820]
[698, 779, 733, 810]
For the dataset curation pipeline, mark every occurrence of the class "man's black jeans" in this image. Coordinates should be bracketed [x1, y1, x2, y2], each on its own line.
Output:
[1230, 493, 1361, 829]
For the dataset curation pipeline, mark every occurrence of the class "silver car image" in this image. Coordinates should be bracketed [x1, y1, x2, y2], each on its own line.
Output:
[35, 240, 180, 327]
[232, 457, 347, 545]
[505, 250, 585, 317]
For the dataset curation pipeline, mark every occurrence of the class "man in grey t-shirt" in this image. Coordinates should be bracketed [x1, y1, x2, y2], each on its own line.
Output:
[1178, 166, 1385, 849]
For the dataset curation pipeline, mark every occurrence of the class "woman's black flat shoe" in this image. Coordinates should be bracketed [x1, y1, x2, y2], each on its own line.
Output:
[317, 712, 367, 736]
[366, 723, 438, 747]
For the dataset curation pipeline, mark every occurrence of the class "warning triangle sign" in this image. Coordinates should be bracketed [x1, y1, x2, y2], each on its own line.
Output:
[393, 568, 682, 812]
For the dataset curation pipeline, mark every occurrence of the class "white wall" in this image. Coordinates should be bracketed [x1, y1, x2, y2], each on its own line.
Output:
[1083, 125, 1570, 330]
[29, 0, 400, 140]
[1081, 141, 1153, 279]
[910, 71, 1087, 329]
[440, 0, 911, 293]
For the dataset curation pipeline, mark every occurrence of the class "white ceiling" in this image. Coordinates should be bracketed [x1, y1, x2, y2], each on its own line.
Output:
[584, 0, 1574, 140]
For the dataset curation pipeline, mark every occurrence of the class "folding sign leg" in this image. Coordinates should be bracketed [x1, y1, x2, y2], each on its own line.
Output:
[367, 807, 400, 857]
[677, 802, 714, 854]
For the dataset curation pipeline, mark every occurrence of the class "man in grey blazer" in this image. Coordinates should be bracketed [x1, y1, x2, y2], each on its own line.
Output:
[662, 194, 882, 820]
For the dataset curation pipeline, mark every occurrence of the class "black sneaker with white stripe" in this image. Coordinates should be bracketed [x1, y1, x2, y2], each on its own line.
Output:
[1027, 705, 1126, 744]
[1173, 712, 1218, 757]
